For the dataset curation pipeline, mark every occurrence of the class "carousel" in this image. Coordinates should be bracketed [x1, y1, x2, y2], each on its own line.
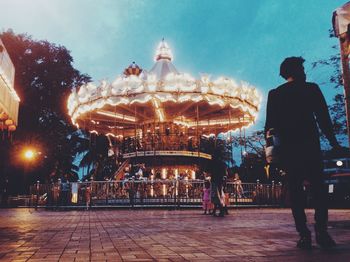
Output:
[67, 40, 261, 180]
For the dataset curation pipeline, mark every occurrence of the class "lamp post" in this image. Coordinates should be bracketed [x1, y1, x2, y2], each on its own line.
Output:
[22, 148, 39, 207]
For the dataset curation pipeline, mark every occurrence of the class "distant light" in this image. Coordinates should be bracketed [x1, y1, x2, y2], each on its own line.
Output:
[336, 160, 343, 167]
[24, 150, 35, 160]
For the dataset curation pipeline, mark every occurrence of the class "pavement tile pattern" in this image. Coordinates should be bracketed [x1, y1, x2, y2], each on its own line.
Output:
[0, 208, 349, 261]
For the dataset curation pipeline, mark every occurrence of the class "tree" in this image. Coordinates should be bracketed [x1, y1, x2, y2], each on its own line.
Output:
[76, 132, 115, 181]
[228, 130, 268, 182]
[242, 130, 266, 159]
[311, 30, 347, 147]
[0, 30, 91, 192]
[1, 30, 91, 125]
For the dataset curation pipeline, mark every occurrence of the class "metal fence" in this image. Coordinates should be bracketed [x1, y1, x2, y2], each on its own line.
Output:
[27, 180, 284, 208]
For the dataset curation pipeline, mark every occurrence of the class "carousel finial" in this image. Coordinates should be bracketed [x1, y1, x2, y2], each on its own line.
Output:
[154, 39, 173, 61]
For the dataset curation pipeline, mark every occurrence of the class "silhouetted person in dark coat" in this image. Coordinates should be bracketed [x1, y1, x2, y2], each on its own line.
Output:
[209, 145, 226, 217]
[265, 57, 340, 249]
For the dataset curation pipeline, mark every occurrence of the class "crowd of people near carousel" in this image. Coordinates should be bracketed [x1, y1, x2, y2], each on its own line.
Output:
[105, 159, 247, 217]
[43, 156, 268, 211]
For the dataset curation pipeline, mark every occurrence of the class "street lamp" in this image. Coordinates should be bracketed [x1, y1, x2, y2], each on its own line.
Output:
[23, 148, 44, 162]
[24, 149, 35, 160]
[22, 148, 39, 199]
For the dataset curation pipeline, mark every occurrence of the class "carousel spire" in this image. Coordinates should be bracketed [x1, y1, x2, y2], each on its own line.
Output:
[154, 38, 173, 61]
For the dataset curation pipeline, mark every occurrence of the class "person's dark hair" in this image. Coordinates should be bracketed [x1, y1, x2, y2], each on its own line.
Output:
[279, 56, 305, 80]
[204, 180, 210, 189]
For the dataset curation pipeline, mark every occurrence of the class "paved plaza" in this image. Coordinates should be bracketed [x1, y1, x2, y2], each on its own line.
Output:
[0, 208, 349, 261]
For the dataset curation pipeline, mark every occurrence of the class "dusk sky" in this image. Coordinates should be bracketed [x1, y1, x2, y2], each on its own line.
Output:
[0, 0, 347, 131]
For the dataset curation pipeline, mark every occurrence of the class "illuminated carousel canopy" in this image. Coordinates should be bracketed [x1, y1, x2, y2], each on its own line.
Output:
[67, 40, 261, 137]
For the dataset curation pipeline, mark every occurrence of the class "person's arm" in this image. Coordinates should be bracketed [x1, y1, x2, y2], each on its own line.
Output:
[313, 84, 340, 148]
[265, 89, 277, 137]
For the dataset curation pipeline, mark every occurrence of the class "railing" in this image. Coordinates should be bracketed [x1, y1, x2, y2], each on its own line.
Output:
[28, 180, 284, 208]
[122, 150, 212, 160]
[121, 134, 220, 156]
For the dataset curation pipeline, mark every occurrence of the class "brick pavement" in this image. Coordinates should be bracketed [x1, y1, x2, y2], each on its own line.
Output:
[0, 208, 349, 261]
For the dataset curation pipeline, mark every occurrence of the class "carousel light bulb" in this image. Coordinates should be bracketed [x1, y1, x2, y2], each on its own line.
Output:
[201, 85, 209, 93]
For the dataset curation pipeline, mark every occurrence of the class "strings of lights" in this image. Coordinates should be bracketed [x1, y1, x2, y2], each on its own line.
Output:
[67, 40, 262, 131]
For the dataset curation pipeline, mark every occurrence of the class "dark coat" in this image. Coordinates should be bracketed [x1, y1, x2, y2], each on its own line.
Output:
[264, 81, 337, 171]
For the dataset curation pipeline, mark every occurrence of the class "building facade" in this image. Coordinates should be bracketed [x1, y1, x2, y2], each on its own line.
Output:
[0, 38, 19, 133]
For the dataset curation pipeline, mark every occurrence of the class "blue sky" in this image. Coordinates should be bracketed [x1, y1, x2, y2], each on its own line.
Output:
[0, 0, 347, 132]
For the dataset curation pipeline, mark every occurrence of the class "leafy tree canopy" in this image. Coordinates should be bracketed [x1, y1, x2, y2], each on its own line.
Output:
[1, 29, 91, 128]
[0, 30, 91, 191]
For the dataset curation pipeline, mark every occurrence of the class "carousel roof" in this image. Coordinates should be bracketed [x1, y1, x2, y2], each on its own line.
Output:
[67, 40, 261, 136]
[149, 59, 178, 81]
